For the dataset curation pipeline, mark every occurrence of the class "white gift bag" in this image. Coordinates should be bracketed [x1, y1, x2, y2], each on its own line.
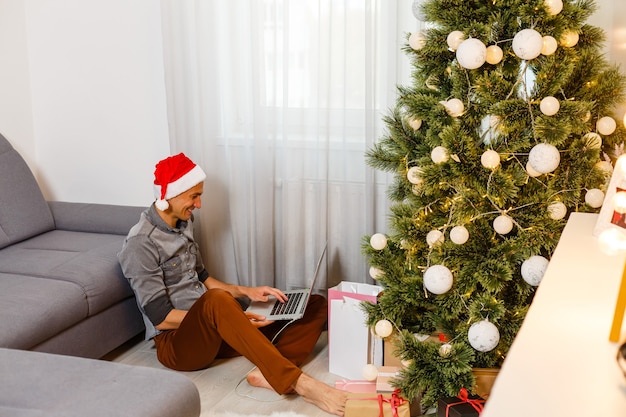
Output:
[328, 281, 383, 380]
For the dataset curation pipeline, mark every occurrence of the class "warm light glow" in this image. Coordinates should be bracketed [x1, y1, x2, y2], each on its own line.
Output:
[447, 30, 465, 50]
[560, 30, 579, 48]
[481, 149, 500, 169]
[485, 45, 504, 64]
[541, 36, 558, 55]
[616, 155, 626, 175]
[597, 116, 617, 135]
[409, 32, 427, 51]
[598, 228, 626, 255]
[613, 191, 626, 214]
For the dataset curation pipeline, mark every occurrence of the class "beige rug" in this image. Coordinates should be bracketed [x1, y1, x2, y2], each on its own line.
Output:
[210, 413, 307, 417]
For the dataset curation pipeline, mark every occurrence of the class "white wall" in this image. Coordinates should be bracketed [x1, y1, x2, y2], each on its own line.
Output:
[0, 0, 624, 207]
[0, 0, 170, 206]
[0, 0, 35, 170]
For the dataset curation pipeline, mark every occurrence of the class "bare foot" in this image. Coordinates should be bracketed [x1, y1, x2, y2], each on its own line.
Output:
[246, 367, 274, 391]
[246, 368, 295, 394]
[293, 373, 347, 416]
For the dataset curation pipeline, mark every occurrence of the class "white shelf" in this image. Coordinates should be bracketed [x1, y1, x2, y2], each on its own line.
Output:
[482, 212, 626, 416]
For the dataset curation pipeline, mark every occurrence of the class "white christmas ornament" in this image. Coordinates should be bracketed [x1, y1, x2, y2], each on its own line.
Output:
[431, 146, 449, 163]
[521, 255, 549, 286]
[540, 96, 560, 116]
[481, 149, 500, 169]
[375, 319, 394, 338]
[541, 36, 558, 55]
[412, 0, 426, 20]
[443, 98, 464, 117]
[370, 233, 388, 250]
[456, 38, 487, 69]
[426, 230, 444, 246]
[485, 45, 504, 65]
[595, 160, 613, 175]
[423, 265, 454, 295]
[528, 143, 560, 174]
[545, 0, 563, 15]
[407, 166, 424, 185]
[450, 225, 470, 245]
[468, 320, 500, 352]
[585, 188, 605, 208]
[560, 30, 579, 48]
[362, 364, 379, 381]
[409, 32, 427, 51]
[597, 116, 617, 136]
[439, 343, 453, 357]
[493, 215, 514, 235]
[547, 201, 567, 220]
[369, 266, 384, 280]
[408, 117, 422, 130]
[526, 162, 543, 177]
[583, 132, 602, 149]
[446, 30, 465, 50]
[512, 29, 544, 60]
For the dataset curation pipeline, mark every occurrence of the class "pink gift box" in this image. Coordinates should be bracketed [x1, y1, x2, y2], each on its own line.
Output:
[335, 379, 377, 393]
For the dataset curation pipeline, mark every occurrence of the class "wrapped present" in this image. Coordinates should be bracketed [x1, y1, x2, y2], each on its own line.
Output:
[437, 388, 485, 417]
[383, 332, 403, 367]
[345, 389, 410, 417]
[335, 379, 377, 393]
[376, 366, 400, 392]
[472, 368, 499, 399]
[384, 331, 447, 367]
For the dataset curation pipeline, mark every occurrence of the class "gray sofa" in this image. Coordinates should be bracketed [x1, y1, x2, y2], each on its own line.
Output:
[0, 133, 200, 416]
[0, 133, 145, 357]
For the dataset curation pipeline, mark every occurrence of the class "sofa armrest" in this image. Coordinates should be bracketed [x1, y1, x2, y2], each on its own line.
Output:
[48, 201, 146, 235]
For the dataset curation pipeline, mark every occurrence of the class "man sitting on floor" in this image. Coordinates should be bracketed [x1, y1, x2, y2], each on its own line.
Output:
[118, 153, 347, 416]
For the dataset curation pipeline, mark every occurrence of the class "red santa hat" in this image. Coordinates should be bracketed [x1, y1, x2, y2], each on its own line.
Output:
[153, 153, 206, 211]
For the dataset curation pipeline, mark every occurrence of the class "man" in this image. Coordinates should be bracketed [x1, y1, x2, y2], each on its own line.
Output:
[118, 153, 347, 416]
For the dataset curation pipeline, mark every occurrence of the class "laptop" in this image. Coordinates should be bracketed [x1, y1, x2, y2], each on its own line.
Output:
[247, 243, 327, 321]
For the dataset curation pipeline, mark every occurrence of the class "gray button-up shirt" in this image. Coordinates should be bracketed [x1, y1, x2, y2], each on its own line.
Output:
[118, 205, 208, 339]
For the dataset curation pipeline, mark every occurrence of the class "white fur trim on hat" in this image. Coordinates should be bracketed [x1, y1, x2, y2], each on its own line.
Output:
[153, 165, 206, 210]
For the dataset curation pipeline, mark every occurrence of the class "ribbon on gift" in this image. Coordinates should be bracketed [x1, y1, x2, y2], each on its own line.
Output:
[445, 388, 485, 417]
[350, 389, 407, 417]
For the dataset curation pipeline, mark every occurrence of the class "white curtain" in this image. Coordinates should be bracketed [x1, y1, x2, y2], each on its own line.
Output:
[159, 0, 417, 291]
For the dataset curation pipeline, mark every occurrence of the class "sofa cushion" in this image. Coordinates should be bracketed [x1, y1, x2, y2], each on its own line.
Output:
[0, 348, 201, 417]
[0, 273, 88, 350]
[48, 201, 145, 235]
[0, 134, 54, 249]
[0, 230, 132, 316]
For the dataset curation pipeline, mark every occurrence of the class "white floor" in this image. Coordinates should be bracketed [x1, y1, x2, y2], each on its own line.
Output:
[103, 331, 341, 417]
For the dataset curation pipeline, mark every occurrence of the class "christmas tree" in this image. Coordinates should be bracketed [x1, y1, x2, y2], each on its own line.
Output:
[363, 0, 626, 409]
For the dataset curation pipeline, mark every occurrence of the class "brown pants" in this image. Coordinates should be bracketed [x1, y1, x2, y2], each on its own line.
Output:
[153, 289, 328, 394]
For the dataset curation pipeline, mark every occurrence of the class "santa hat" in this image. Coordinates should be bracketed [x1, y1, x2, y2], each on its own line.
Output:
[153, 153, 206, 211]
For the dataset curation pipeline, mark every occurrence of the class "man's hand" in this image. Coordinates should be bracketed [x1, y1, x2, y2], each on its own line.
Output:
[243, 286, 288, 303]
[244, 311, 274, 328]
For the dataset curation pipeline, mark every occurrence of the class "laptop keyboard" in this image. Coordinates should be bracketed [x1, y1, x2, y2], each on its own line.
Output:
[271, 292, 303, 315]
